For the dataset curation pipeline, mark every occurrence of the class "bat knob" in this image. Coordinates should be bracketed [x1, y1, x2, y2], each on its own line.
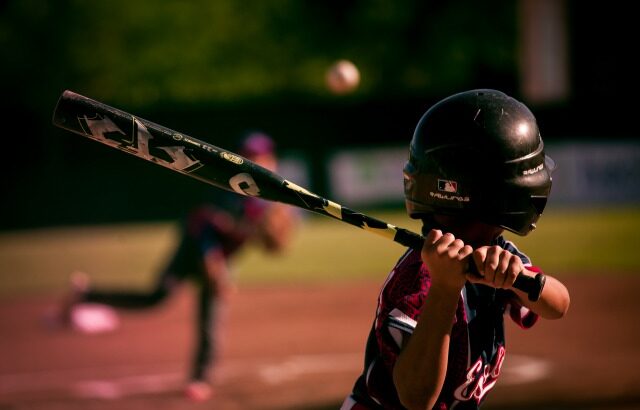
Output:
[513, 272, 546, 302]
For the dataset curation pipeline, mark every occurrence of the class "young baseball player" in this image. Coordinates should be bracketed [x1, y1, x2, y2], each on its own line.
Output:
[59, 131, 298, 401]
[341, 89, 570, 410]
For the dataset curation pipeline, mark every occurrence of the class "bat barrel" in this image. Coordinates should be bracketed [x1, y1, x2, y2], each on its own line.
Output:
[52, 90, 290, 199]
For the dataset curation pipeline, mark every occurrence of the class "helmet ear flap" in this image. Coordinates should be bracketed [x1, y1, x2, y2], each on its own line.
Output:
[530, 195, 548, 216]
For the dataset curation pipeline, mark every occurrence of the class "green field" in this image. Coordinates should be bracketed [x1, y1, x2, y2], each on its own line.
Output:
[0, 206, 638, 297]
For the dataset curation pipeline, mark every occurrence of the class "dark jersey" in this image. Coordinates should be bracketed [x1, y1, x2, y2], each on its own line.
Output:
[186, 194, 269, 256]
[342, 236, 539, 410]
[166, 193, 270, 277]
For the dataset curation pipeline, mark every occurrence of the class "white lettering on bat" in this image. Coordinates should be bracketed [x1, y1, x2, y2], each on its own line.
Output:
[229, 173, 260, 196]
[136, 120, 153, 160]
[83, 115, 124, 139]
[83, 114, 199, 172]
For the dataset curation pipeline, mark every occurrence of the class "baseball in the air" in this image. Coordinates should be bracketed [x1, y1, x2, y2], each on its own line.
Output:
[326, 59, 360, 94]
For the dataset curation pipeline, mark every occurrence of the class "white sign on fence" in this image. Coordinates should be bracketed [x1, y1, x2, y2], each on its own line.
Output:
[327, 141, 640, 207]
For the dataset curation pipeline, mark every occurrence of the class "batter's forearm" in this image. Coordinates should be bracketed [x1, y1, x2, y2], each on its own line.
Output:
[393, 284, 461, 410]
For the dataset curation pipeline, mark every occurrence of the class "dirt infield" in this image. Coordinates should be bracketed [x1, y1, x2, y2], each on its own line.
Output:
[1, 276, 640, 410]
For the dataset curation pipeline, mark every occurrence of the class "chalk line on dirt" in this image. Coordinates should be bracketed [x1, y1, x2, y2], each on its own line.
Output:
[0, 353, 550, 399]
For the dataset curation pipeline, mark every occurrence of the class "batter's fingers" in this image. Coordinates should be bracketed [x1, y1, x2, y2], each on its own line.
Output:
[497, 251, 512, 276]
[459, 244, 474, 259]
[494, 267, 508, 287]
[504, 255, 523, 287]
[490, 269, 500, 286]
[447, 238, 466, 258]
[424, 229, 443, 246]
[472, 248, 487, 276]
[435, 232, 456, 254]
[484, 246, 502, 276]
[494, 252, 523, 288]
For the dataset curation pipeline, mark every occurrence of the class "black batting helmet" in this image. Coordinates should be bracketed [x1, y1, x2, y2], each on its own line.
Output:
[403, 89, 554, 236]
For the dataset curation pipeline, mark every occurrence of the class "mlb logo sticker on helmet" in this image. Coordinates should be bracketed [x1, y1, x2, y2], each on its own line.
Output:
[438, 179, 458, 193]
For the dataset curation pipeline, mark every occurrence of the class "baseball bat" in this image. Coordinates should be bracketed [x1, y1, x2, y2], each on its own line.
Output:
[51, 90, 545, 301]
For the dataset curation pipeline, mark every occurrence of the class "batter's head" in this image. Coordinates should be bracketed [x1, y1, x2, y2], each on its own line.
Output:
[403, 89, 554, 236]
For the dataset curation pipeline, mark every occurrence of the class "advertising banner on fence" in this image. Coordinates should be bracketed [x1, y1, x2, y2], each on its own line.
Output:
[328, 141, 640, 207]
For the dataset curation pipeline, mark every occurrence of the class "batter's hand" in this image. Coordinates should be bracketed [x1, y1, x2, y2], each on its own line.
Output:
[422, 229, 473, 291]
[468, 246, 525, 290]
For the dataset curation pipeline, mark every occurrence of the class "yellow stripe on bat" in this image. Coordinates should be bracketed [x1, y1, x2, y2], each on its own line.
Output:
[323, 200, 343, 220]
[285, 179, 397, 240]
[284, 180, 318, 198]
[285, 179, 344, 219]
[362, 222, 398, 241]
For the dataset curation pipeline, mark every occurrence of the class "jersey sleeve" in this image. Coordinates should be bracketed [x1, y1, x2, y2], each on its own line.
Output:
[350, 250, 428, 407]
[507, 300, 539, 329]
[376, 250, 429, 368]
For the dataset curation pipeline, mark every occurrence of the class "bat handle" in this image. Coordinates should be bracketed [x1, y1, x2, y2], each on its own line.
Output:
[393, 228, 546, 301]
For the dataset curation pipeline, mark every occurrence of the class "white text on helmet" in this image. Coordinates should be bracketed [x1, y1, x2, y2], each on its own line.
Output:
[523, 163, 544, 176]
[429, 192, 470, 202]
